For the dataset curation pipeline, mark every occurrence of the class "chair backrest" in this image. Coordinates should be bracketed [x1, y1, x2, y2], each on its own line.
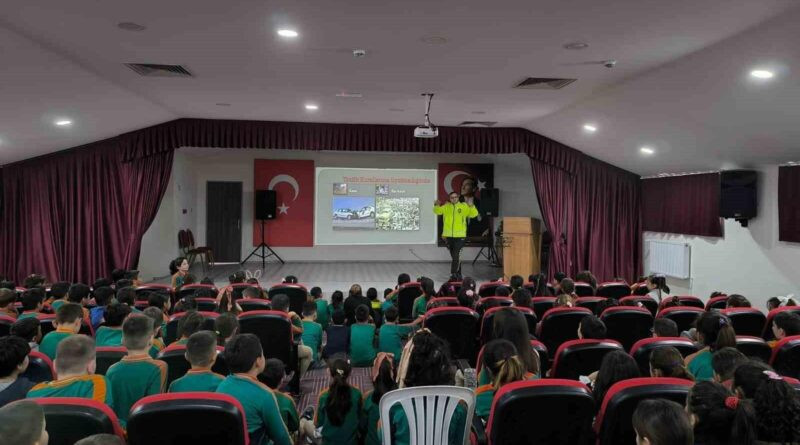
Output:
[596, 377, 693, 445]
[487, 379, 594, 445]
[474, 297, 513, 317]
[135, 284, 173, 300]
[596, 282, 630, 300]
[176, 284, 219, 300]
[601, 306, 654, 351]
[238, 310, 294, 369]
[238, 298, 272, 312]
[397, 282, 423, 322]
[128, 392, 248, 445]
[629, 337, 698, 375]
[673, 296, 704, 309]
[178, 229, 189, 250]
[479, 281, 511, 298]
[531, 297, 556, 319]
[538, 306, 593, 354]
[379, 386, 475, 445]
[619, 295, 658, 316]
[33, 397, 125, 445]
[186, 229, 197, 248]
[267, 284, 309, 314]
[424, 307, 480, 366]
[656, 306, 704, 333]
[763, 306, 800, 341]
[574, 296, 606, 314]
[550, 339, 624, 380]
[22, 351, 56, 383]
[95, 346, 128, 375]
[735, 335, 773, 362]
[157, 345, 228, 387]
[479, 306, 537, 345]
[573, 282, 595, 297]
[705, 295, 729, 310]
[193, 297, 219, 312]
[37, 314, 94, 337]
[164, 311, 219, 345]
[769, 335, 800, 379]
[427, 297, 460, 311]
[719, 307, 766, 337]
[0, 314, 16, 337]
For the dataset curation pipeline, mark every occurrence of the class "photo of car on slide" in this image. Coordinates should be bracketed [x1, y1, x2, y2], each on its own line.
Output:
[332, 196, 376, 230]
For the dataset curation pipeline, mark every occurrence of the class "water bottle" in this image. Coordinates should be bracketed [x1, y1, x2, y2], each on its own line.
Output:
[463, 368, 477, 390]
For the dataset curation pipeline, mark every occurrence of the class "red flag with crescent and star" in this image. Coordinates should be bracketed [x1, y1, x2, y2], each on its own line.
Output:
[436, 163, 495, 243]
[254, 159, 315, 247]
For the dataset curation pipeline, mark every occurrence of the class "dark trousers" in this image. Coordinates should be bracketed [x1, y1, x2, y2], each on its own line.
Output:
[445, 237, 466, 275]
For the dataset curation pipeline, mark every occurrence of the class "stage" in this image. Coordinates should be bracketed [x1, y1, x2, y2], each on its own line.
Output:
[162, 260, 501, 296]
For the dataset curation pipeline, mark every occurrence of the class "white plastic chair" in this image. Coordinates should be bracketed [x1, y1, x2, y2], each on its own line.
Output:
[379, 385, 475, 445]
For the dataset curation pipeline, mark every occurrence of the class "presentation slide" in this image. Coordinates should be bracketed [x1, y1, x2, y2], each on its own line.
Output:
[315, 167, 437, 245]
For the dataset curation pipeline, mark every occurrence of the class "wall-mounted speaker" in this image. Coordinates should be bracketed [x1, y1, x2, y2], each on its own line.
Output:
[720, 170, 757, 223]
[479, 188, 500, 216]
[255, 190, 277, 220]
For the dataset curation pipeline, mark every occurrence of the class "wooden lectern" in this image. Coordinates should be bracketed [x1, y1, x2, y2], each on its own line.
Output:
[502, 217, 543, 280]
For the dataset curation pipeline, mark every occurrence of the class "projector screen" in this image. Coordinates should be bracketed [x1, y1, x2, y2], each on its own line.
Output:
[314, 167, 438, 245]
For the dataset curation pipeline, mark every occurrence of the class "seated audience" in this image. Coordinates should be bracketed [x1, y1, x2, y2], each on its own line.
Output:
[147, 293, 171, 321]
[575, 270, 597, 293]
[311, 355, 363, 445]
[632, 399, 693, 445]
[173, 310, 206, 345]
[495, 286, 511, 297]
[0, 400, 49, 445]
[556, 278, 577, 304]
[475, 339, 531, 421]
[214, 312, 239, 346]
[367, 287, 382, 326]
[684, 312, 736, 381]
[310, 287, 330, 330]
[456, 287, 477, 309]
[652, 318, 679, 338]
[64, 283, 92, 322]
[578, 315, 607, 340]
[378, 306, 420, 363]
[551, 272, 567, 293]
[46, 281, 70, 307]
[0, 336, 35, 407]
[511, 288, 532, 309]
[649, 346, 694, 380]
[241, 285, 262, 301]
[39, 303, 83, 360]
[591, 350, 640, 409]
[271, 294, 311, 381]
[644, 274, 671, 303]
[733, 360, 800, 443]
[686, 380, 756, 445]
[168, 331, 224, 392]
[530, 273, 551, 297]
[330, 290, 344, 313]
[217, 334, 292, 445]
[767, 295, 798, 311]
[0, 288, 17, 319]
[361, 353, 395, 445]
[17, 288, 45, 320]
[323, 310, 349, 359]
[27, 334, 114, 405]
[769, 311, 800, 347]
[710, 347, 746, 387]
[115, 286, 141, 313]
[509, 275, 524, 293]
[89, 286, 115, 330]
[170, 256, 190, 290]
[262, 358, 299, 437]
[488, 308, 539, 381]
[595, 297, 619, 316]
[411, 277, 435, 319]
[344, 284, 369, 326]
[350, 305, 377, 367]
[94, 303, 132, 347]
[142, 306, 167, 357]
[74, 434, 125, 445]
[382, 273, 412, 310]
[105, 314, 167, 426]
[725, 294, 751, 308]
[11, 318, 41, 352]
[301, 301, 323, 364]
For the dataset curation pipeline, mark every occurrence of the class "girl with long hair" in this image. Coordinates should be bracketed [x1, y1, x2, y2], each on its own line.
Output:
[649, 346, 694, 380]
[474, 339, 529, 420]
[684, 312, 736, 381]
[687, 380, 756, 445]
[361, 353, 397, 445]
[313, 355, 363, 444]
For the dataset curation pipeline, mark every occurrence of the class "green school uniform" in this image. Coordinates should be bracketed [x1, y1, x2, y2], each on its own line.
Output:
[315, 386, 363, 445]
[149, 338, 165, 359]
[349, 324, 377, 367]
[315, 299, 330, 330]
[95, 327, 123, 347]
[291, 316, 303, 342]
[169, 369, 225, 393]
[301, 320, 323, 362]
[688, 349, 714, 381]
[50, 300, 67, 312]
[474, 384, 495, 419]
[105, 354, 168, 426]
[216, 374, 292, 445]
[378, 323, 414, 362]
[274, 390, 299, 433]
[411, 296, 428, 319]
[39, 329, 75, 360]
[17, 311, 40, 320]
[361, 390, 381, 445]
[27, 374, 114, 407]
[387, 401, 467, 445]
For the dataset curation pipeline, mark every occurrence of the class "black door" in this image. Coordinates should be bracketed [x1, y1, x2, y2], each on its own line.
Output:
[206, 181, 242, 262]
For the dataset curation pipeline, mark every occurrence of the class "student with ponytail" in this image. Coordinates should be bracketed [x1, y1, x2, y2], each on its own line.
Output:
[733, 361, 800, 443]
[684, 312, 736, 381]
[474, 339, 529, 420]
[313, 354, 363, 444]
[686, 380, 756, 445]
[648, 346, 694, 381]
[361, 353, 396, 445]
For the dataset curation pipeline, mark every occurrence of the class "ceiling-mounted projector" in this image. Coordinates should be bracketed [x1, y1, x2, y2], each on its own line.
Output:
[414, 93, 438, 138]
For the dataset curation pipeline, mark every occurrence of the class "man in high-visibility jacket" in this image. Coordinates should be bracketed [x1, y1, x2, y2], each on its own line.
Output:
[434, 192, 479, 279]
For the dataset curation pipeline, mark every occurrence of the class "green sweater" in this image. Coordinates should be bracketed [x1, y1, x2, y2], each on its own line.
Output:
[105, 354, 167, 426]
[168, 369, 225, 393]
[349, 324, 377, 367]
[216, 374, 292, 445]
[315, 386, 363, 445]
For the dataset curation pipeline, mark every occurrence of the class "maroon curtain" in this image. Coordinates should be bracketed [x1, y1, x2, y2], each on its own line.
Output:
[641, 173, 722, 237]
[530, 160, 575, 278]
[0, 138, 172, 284]
[779, 166, 800, 242]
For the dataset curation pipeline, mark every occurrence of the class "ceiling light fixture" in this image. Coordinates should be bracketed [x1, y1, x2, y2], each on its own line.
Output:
[420, 35, 448, 45]
[277, 29, 299, 38]
[55, 119, 72, 126]
[563, 41, 589, 50]
[583, 124, 597, 132]
[117, 22, 146, 32]
[640, 146, 655, 155]
[305, 104, 319, 111]
[750, 69, 774, 79]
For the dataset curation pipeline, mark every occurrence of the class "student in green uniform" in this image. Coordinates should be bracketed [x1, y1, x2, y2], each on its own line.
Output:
[142, 307, 167, 358]
[173, 310, 206, 345]
[115, 286, 142, 314]
[17, 288, 45, 321]
[47, 282, 71, 312]
[474, 339, 529, 420]
[382, 274, 411, 313]
[378, 306, 421, 363]
[10, 318, 42, 353]
[685, 312, 736, 381]
[262, 358, 299, 437]
[361, 353, 396, 445]
[39, 303, 83, 360]
[105, 314, 168, 426]
[94, 303, 132, 347]
[271, 294, 312, 384]
[349, 305, 377, 367]
[310, 287, 330, 330]
[168, 331, 224, 393]
[313, 355, 363, 444]
[410, 277, 435, 319]
[216, 334, 292, 445]
[214, 312, 240, 346]
[27, 334, 114, 407]
[65, 283, 92, 324]
[301, 302, 323, 364]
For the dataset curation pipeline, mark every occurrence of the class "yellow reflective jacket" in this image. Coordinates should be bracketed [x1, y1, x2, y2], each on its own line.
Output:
[434, 202, 479, 238]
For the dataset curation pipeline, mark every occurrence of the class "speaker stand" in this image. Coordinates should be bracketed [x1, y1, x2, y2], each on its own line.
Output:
[472, 217, 501, 267]
[241, 220, 285, 269]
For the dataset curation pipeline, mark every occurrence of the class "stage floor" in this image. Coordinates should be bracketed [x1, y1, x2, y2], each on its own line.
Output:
[168, 260, 502, 296]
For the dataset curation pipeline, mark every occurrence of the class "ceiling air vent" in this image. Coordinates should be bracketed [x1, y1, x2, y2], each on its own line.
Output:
[513, 77, 576, 90]
[125, 63, 193, 77]
[458, 121, 497, 127]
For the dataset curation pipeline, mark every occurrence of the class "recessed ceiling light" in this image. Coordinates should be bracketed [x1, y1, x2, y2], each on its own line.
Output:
[117, 22, 146, 32]
[420, 35, 448, 45]
[305, 104, 319, 111]
[471, 111, 487, 115]
[55, 119, 72, 126]
[277, 29, 299, 38]
[750, 69, 774, 79]
[389, 108, 405, 112]
[563, 41, 589, 50]
[215, 103, 231, 107]
[583, 124, 597, 132]
[640, 146, 655, 155]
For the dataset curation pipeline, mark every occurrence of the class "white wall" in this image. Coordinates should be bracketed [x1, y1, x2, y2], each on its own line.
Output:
[644, 164, 800, 309]
[140, 148, 541, 275]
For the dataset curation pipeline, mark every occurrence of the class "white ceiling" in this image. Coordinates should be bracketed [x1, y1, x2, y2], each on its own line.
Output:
[1, 0, 798, 174]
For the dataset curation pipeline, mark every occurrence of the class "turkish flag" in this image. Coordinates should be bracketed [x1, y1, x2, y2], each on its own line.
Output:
[437, 163, 494, 201]
[254, 159, 315, 247]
